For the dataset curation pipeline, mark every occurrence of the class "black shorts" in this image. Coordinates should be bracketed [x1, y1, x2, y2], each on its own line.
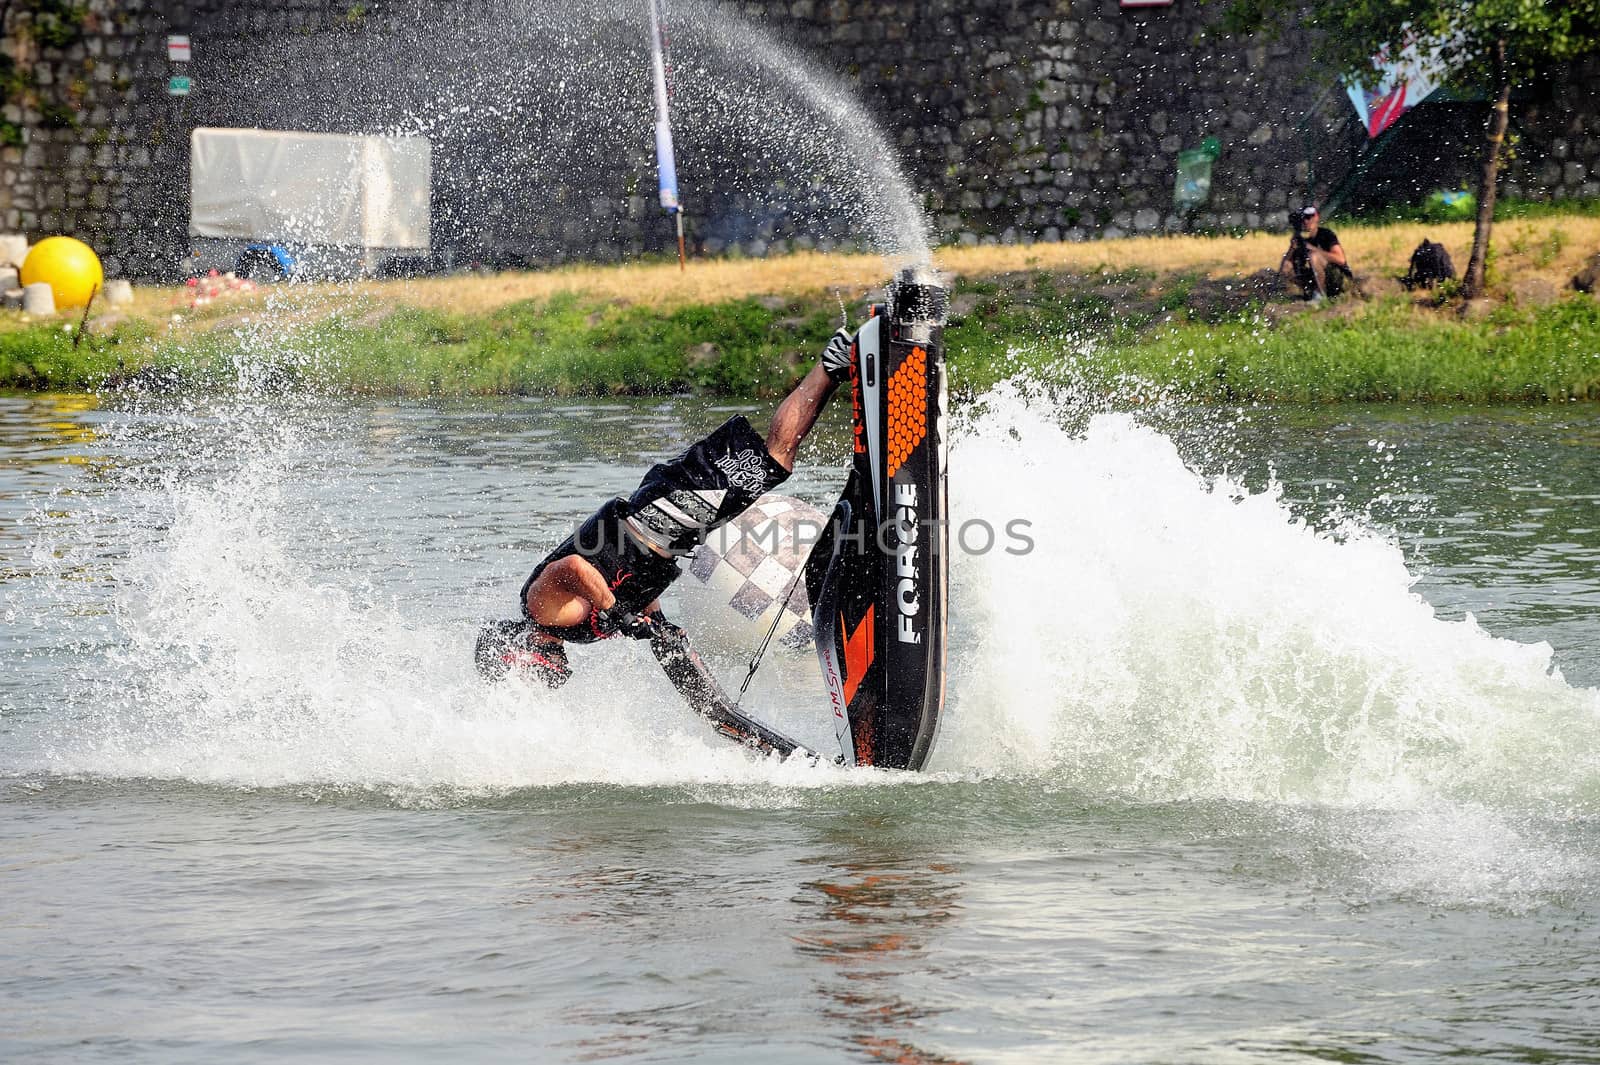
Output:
[1293, 249, 1347, 297]
[520, 415, 790, 640]
[624, 415, 791, 556]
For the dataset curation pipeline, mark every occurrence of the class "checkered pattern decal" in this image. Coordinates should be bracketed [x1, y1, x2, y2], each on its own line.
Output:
[687, 494, 826, 650]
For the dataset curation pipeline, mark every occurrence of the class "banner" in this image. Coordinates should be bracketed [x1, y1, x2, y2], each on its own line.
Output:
[1345, 35, 1450, 139]
[647, 0, 679, 212]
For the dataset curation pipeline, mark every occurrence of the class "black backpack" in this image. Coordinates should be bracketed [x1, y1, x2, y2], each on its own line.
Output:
[1401, 239, 1456, 290]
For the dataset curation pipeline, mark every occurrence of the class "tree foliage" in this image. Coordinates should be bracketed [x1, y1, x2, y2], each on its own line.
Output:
[1218, 0, 1600, 89]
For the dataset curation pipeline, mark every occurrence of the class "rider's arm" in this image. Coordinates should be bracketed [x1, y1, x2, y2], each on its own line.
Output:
[641, 613, 726, 718]
[635, 610, 801, 755]
[639, 614, 764, 742]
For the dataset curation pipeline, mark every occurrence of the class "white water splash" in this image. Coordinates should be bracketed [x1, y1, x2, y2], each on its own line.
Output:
[22, 380, 1597, 825]
[937, 380, 1600, 817]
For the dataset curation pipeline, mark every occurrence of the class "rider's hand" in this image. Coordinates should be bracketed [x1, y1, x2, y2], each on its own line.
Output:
[592, 605, 656, 640]
[819, 326, 854, 382]
[646, 616, 689, 650]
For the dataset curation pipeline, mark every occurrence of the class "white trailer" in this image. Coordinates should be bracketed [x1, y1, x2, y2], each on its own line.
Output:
[188, 127, 432, 280]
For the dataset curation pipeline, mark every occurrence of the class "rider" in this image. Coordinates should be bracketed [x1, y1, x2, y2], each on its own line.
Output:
[475, 326, 856, 692]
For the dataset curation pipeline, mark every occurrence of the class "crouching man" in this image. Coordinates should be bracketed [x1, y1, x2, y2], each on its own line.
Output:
[1280, 205, 1352, 302]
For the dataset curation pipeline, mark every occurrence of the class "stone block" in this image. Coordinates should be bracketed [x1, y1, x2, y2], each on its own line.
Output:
[0, 234, 27, 267]
[1133, 208, 1160, 232]
[1511, 277, 1560, 306]
[22, 282, 54, 316]
[103, 278, 133, 306]
[1564, 162, 1587, 186]
[1, 288, 20, 309]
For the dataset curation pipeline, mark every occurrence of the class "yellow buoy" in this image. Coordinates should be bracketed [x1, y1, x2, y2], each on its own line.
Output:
[21, 236, 105, 309]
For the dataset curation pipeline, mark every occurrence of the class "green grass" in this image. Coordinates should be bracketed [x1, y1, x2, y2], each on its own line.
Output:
[1083, 296, 1600, 403]
[4, 249, 1600, 405]
[25, 292, 846, 398]
[1347, 194, 1600, 227]
[299, 294, 843, 396]
[0, 317, 164, 389]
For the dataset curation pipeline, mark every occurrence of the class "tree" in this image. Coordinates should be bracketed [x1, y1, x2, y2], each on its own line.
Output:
[1218, 0, 1600, 299]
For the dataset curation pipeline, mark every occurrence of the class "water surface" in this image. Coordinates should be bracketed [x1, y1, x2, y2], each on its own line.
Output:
[4, 389, 1600, 1063]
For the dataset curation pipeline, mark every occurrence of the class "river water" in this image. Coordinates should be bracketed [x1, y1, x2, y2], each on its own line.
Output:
[4, 385, 1600, 1063]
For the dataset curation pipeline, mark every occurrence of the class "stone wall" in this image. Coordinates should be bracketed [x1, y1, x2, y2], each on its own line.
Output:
[761, 0, 1329, 242]
[0, 0, 1595, 279]
[0, 1, 169, 278]
[1503, 55, 1600, 204]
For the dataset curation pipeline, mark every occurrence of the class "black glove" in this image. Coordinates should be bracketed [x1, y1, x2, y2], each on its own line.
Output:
[646, 616, 690, 653]
[592, 605, 660, 641]
[819, 326, 854, 383]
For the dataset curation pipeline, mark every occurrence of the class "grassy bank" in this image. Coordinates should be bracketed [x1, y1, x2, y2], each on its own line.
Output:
[4, 212, 1600, 402]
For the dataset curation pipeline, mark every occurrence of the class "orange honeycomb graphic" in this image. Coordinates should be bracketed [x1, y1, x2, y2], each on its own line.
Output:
[885, 346, 927, 477]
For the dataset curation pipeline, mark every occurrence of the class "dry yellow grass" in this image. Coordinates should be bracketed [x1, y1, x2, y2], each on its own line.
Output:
[341, 215, 1600, 313]
[344, 251, 899, 314]
[42, 213, 1599, 335]
[939, 216, 1600, 292]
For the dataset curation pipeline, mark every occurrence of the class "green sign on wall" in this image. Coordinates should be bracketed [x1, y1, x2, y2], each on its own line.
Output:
[168, 75, 191, 97]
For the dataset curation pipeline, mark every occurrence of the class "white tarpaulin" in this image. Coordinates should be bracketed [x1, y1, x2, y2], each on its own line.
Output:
[189, 128, 431, 250]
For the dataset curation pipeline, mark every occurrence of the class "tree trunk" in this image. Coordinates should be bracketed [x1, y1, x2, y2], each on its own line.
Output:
[1464, 38, 1510, 299]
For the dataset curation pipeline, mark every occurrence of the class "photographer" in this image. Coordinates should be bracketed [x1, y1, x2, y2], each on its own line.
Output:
[1279, 205, 1351, 301]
